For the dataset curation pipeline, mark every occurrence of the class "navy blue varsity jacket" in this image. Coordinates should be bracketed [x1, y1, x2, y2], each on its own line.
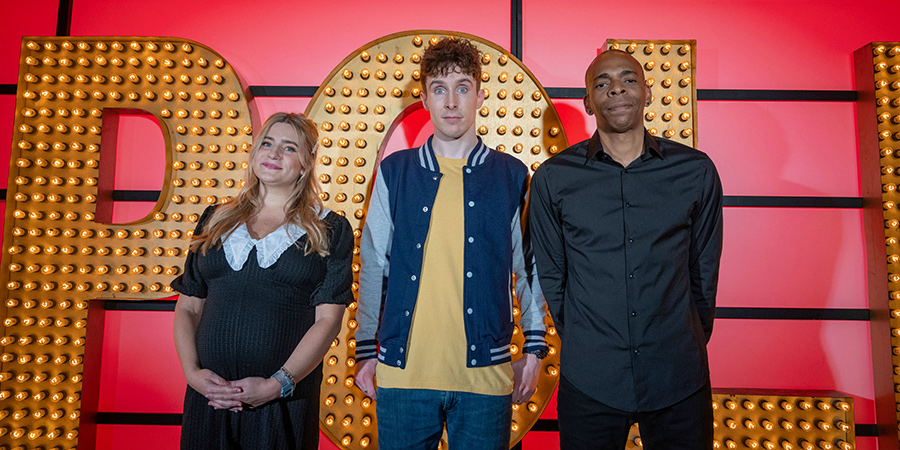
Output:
[356, 136, 548, 369]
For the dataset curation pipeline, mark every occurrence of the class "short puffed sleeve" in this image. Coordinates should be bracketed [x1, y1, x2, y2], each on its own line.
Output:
[310, 212, 354, 306]
[170, 205, 218, 298]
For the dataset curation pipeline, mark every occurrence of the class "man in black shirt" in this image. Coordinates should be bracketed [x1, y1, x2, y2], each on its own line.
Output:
[529, 49, 723, 449]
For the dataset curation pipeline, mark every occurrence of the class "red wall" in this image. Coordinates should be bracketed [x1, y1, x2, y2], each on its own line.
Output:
[3, 1, 900, 449]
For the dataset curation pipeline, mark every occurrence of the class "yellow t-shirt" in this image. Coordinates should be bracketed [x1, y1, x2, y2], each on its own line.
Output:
[377, 156, 513, 395]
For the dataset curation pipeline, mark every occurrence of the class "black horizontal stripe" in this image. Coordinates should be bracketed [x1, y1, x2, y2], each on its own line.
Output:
[544, 87, 586, 98]
[0, 85, 862, 102]
[724, 196, 864, 208]
[102, 300, 868, 321]
[102, 300, 176, 311]
[502, 88, 859, 101]
[91, 413, 881, 437]
[248, 85, 320, 97]
[530, 419, 559, 432]
[698, 89, 857, 102]
[249, 86, 861, 102]
[856, 424, 880, 437]
[111, 190, 161, 202]
[95, 412, 181, 426]
[716, 307, 869, 321]
[101, 191, 866, 210]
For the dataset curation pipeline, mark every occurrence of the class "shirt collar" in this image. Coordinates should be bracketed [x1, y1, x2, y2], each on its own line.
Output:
[222, 208, 330, 271]
[417, 135, 490, 172]
[584, 129, 664, 164]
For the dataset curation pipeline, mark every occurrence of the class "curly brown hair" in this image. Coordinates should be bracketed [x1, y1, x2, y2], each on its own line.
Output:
[420, 36, 482, 89]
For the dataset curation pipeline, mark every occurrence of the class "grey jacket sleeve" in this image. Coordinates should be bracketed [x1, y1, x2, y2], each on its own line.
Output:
[511, 204, 549, 354]
[356, 169, 392, 361]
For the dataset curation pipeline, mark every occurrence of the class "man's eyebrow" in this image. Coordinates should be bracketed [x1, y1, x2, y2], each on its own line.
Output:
[592, 69, 638, 82]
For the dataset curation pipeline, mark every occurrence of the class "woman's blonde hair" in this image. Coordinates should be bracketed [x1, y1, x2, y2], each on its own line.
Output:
[190, 112, 330, 256]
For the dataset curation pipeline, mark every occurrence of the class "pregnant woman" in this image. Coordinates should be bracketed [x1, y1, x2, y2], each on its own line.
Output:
[172, 112, 352, 449]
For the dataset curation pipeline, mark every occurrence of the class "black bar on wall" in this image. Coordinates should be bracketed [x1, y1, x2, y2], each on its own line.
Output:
[724, 196, 864, 208]
[716, 307, 870, 321]
[103, 300, 176, 311]
[100, 299, 869, 321]
[111, 190, 160, 202]
[56, 0, 73, 37]
[0, 191, 865, 210]
[91, 412, 881, 438]
[698, 89, 858, 102]
[248, 86, 319, 97]
[0, 85, 861, 103]
[95, 412, 182, 426]
[510, 0, 523, 60]
[544, 88, 858, 101]
[100, 190, 866, 210]
[544, 87, 585, 98]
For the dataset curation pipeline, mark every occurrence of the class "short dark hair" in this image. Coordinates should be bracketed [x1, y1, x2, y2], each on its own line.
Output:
[420, 37, 482, 88]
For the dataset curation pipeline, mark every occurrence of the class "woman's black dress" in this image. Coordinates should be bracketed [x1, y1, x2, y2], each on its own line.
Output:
[171, 206, 353, 449]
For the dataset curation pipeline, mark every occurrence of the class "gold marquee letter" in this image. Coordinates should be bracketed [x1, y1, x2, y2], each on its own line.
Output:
[0, 37, 253, 447]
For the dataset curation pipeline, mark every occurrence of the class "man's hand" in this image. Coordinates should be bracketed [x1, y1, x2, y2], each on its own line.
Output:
[511, 353, 540, 405]
[354, 358, 377, 400]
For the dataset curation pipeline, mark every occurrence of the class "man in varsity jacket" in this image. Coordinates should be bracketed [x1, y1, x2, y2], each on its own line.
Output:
[354, 36, 549, 449]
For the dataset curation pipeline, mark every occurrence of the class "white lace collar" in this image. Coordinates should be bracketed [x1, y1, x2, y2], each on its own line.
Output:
[222, 209, 330, 271]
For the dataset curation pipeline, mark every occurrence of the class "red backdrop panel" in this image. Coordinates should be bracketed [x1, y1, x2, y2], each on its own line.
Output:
[97, 311, 184, 413]
[0, 95, 14, 187]
[522, 0, 900, 90]
[718, 208, 867, 309]
[0, 1, 891, 448]
[68, 0, 511, 87]
[699, 101, 860, 197]
[0, 0, 58, 84]
[708, 319, 875, 423]
[94, 424, 181, 450]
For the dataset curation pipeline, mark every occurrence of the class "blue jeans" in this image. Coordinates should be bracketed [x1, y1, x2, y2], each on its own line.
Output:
[376, 388, 512, 450]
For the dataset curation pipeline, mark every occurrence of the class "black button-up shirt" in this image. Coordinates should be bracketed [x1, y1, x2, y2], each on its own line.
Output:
[529, 130, 723, 412]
